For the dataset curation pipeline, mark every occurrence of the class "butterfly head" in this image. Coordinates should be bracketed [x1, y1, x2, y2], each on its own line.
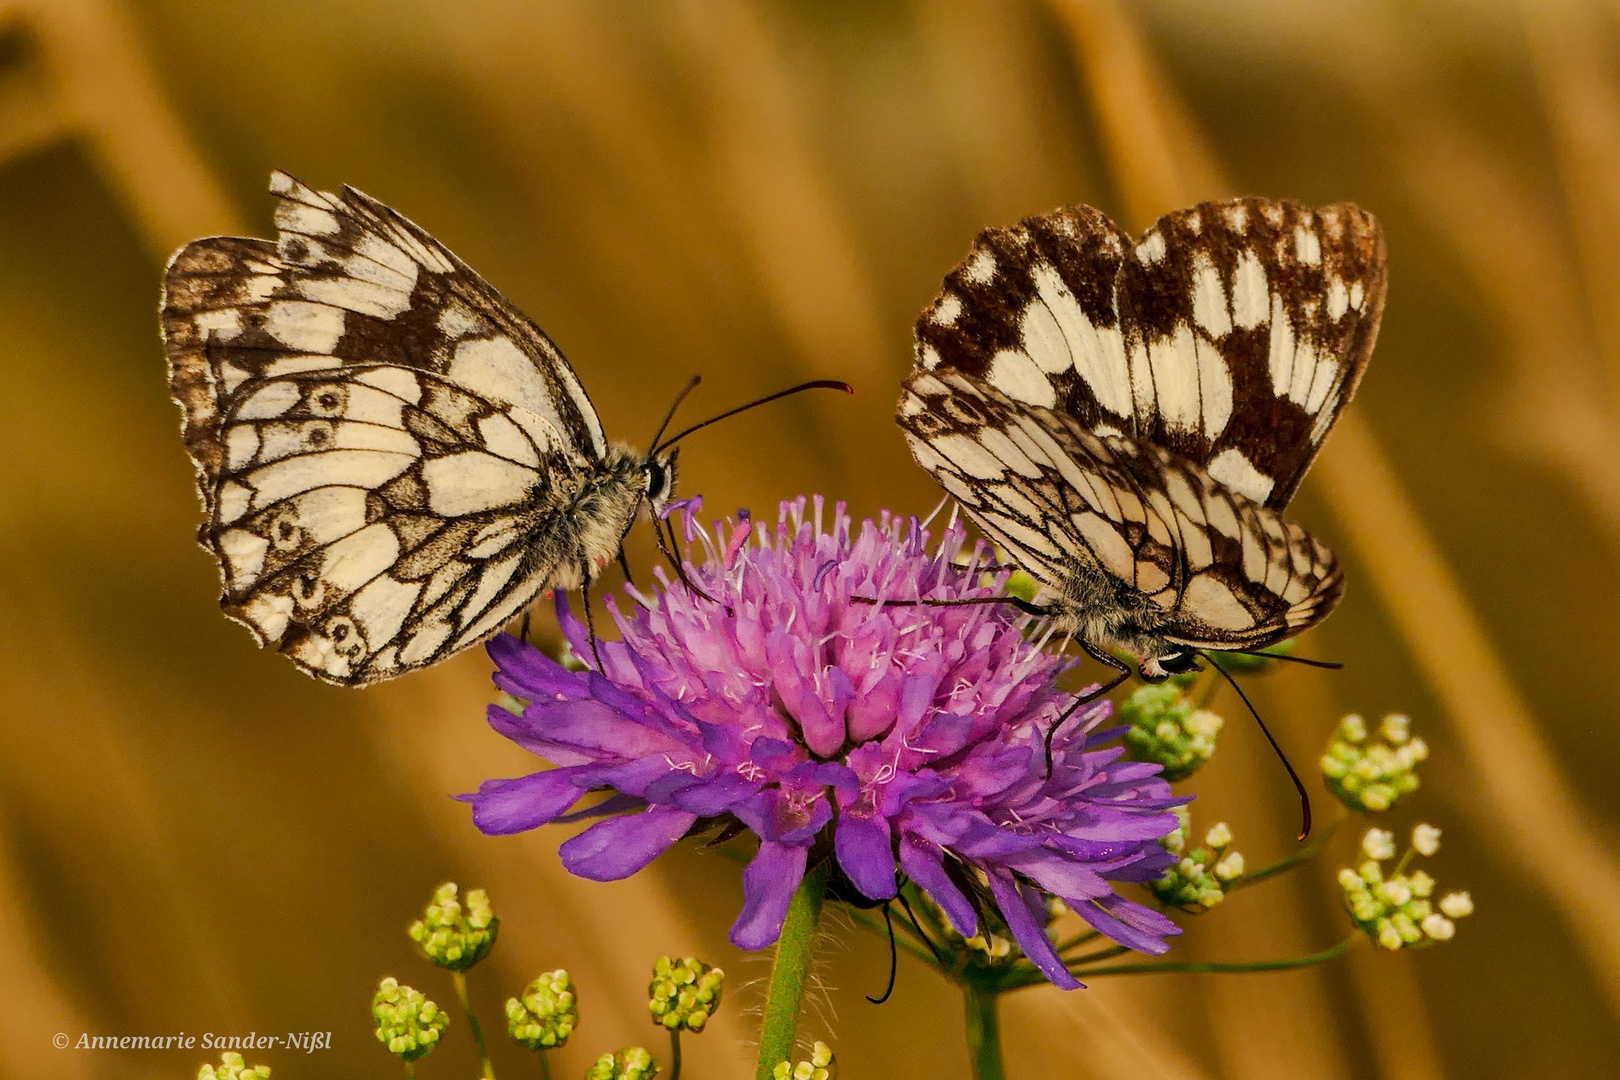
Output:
[1138, 649, 1202, 683]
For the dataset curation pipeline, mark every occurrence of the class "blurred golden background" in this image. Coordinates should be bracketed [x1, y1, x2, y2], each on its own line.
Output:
[1, 0, 1617, 1077]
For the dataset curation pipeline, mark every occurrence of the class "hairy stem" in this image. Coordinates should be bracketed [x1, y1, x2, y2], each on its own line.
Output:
[754, 863, 829, 1080]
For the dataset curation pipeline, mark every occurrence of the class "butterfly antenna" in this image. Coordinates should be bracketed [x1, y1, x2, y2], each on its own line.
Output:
[851, 594, 1053, 616]
[894, 887, 948, 967]
[653, 380, 853, 453]
[866, 902, 899, 1005]
[1230, 649, 1344, 670]
[648, 374, 703, 452]
[1201, 650, 1313, 840]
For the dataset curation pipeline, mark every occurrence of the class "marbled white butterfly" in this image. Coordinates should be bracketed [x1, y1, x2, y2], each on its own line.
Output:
[898, 197, 1385, 688]
[163, 171, 839, 686]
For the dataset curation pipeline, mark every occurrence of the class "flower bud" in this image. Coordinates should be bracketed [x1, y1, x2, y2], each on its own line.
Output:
[1440, 891, 1474, 919]
[1362, 828, 1397, 861]
[586, 1047, 659, 1080]
[1412, 824, 1441, 856]
[1421, 914, 1455, 941]
[507, 969, 579, 1050]
[1120, 684, 1223, 781]
[372, 978, 447, 1062]
[1151, 813, 1243, 911]
[648, 957, 724, 1032]
[771, 1041, 835, 1080]
[198, 1052, 270, 1080]
[1321, 713, 1426, 812]
[408, 882, 498, 971]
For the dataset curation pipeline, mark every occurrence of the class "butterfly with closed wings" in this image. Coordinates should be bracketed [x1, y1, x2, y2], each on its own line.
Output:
[163, 171, 844, 686]
[896, 197, 1385, 830]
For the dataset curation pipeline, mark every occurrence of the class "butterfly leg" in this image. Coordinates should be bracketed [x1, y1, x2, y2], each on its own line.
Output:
[618, 548, 635, 586]
[578, 558, 605, 671]
[519, 608, 531, 644]
[1042, 642, 1132, 776]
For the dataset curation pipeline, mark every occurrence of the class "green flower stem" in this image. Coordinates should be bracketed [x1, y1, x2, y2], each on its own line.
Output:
[1066, 935, 1356, 977]
[538, 1050, 553, 1080]
[754, 862, 829, 1080]
[451, 970, 496, 1080]
[405, 1064, 415, 1080]
[669, 1028, 682, 1080]
[1052, 928, 1101, 954]
[1065, 943, 1130, 968]
[962, 979, 1004, 1080]
[1233, 813, 1342, 890]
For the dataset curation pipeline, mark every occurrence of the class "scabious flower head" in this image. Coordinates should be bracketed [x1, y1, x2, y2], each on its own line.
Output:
[1321, 713, 1428, 812]
[507, 969, 578, 1050]
[198, 1052, 269, 1080]
[372, 978, 447, 1062]
[1118, 683, 1223, 781]
[466, 498, 1184, 989]
[408, 882, 498, 971]
[649, 956, 723, 1031]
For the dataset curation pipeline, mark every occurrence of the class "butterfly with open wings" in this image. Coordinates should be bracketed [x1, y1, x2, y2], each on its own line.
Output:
[163, 171, 842, 687]
[897, 197, 1385, 690]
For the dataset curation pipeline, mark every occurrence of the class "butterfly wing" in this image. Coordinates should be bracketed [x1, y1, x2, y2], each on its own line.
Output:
[899, 369, 1341, 650]
[913, 197, 1385, 509]
[162, 172, 618, 684]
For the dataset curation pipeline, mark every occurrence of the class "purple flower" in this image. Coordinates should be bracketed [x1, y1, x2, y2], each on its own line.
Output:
[466, 497, 1183, 988]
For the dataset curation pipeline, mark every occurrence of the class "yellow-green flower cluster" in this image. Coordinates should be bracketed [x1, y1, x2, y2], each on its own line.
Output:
[586, 1046, 659, 1080]
[1339, 826, 1474, 950]
[1321, 713, 1428, 812]
[648, 956, 724, 1032]
[507, 969, 578, 1050]
[1149, 808, 1245, 911]
[408, 882, 499, 971]
[372, 977, 447, 1062]
[197, 1052, 270, 1080]
[771, 1041, 835, 1080]
[1119, 683, 1224, 781]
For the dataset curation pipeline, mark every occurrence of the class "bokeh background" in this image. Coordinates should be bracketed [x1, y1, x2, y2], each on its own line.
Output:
[2, 0, 1617, 1077]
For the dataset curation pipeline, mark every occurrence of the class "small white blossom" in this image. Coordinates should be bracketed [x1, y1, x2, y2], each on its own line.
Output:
[1204, 822, 1234, 849]
[1381, 713, 1411, 744]
[1362, 828, 1397, 861]
[1421, 914, 1456, 941]
[1439, 891, 1474, 918]
[1412, 824, 1441, 856]
[1214, 851, 1245, 882]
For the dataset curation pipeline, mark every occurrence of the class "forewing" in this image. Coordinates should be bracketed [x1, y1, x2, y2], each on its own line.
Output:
[162, 169, 608, 517]
[1115, 197, 1384, 508]
[911, 198, 1385, 511]
[898, 370, 1342, 649]
[204, 365, 575, 685]
[913, 205, 1136, 436]
[160, 171, 623, 684]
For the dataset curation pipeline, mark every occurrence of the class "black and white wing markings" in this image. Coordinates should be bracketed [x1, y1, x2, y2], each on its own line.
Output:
[163, 172, 655, 686]
[900, 369, 1340, 656]
[914, 196, 1385, 510]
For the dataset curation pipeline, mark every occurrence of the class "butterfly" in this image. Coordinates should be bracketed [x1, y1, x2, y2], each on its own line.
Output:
[897, 197, 1385, 689]
[163, 171, 764, 686]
